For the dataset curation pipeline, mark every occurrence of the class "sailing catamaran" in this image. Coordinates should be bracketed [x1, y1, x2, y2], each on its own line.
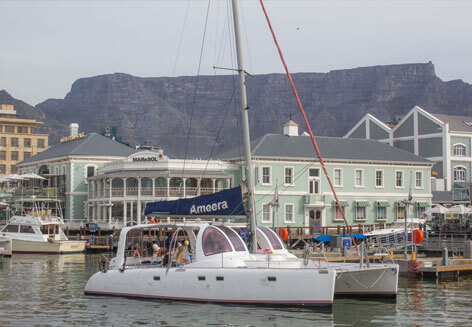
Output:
[84, 0, 338, 308]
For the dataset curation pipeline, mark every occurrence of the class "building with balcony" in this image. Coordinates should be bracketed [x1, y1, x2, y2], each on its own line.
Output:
[221, 121, 433, 228]
[344, 106, 472, 204]
[0, 104, 48, 177]
[86, 149, 239, 227]
[16, 125, 135, 223]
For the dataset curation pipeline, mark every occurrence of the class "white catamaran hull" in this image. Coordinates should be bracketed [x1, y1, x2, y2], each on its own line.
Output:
[330, 263, 399, 297]
[85, 266, 336, 307]
[11, 239, 86, 254]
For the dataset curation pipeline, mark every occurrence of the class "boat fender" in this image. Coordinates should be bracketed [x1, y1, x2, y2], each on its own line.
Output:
[278, 228, 289, 241]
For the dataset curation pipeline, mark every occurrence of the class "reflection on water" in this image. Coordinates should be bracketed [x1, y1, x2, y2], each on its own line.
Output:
[1, 254, 472, 326]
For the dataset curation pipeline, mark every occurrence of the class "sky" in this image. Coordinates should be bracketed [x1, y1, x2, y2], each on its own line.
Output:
[1, 0, 471, 106]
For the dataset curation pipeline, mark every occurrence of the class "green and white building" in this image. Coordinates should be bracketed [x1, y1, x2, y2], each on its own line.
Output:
[222, 121, 433, 227]
[16, 126, 135, 224]
[345, 106, 472, 203]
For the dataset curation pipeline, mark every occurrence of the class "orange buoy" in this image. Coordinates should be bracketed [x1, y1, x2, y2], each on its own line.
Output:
[412, 229, 424, 244]
[278, 227, 289, 241]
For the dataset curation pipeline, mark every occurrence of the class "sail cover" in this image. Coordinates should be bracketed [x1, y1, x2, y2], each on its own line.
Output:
[144, 186, 246, 217]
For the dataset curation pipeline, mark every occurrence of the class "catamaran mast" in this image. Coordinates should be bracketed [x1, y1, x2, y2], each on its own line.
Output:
[231, 0, 257, 253]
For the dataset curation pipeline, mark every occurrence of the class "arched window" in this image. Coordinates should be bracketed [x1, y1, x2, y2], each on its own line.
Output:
[454, 166, 467, 182]
[453, 144, 467, 156]
[201, 226, 233, 256]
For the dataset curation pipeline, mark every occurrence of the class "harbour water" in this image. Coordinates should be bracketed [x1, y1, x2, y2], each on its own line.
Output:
[1, 254, 471, 326]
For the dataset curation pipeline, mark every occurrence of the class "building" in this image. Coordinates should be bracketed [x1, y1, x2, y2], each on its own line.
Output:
[16, 125, 135, 223]
[344, 106, 472, 203]
[221, 121, 433, 227]
[0, 104, 48, 177]
[86, 149, 238, 227]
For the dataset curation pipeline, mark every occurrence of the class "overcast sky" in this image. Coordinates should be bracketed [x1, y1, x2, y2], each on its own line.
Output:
[1, 0, 471, 105]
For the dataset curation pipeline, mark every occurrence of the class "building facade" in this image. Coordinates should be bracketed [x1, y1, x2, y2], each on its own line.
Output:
[0, 104, 48, 177]
[223, 121, 433, 228]
[86, 149, 238, 227]
[345, 106, 472, 203]
[16, 128, 135, 223]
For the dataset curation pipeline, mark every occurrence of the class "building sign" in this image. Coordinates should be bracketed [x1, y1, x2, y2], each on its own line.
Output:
[132, 155, 163, 162]
[60, 132, 85, 143]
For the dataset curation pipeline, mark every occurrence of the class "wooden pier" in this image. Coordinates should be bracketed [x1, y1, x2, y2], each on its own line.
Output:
[421, 263, 472, 281]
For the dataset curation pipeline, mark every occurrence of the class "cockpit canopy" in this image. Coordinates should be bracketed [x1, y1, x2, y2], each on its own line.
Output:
[200, 225, 247, 256]
[257, 226, 285, 251]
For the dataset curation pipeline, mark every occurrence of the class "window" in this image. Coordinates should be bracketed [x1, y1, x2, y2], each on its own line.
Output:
[0, 125, 2, 132]
[10, 151, 18, 161]
[355, 206, 366, 221]
[309, 179, 320, 194]
[10, 165, 17, 173]
[17, 126, 28, 134]
[334, 203, 346, 221]
[416, 205, 426, 217]
[415, 171, 423, 188]
[262, 166, 271, 185]
[0, 151, 5, 160]
[54, 166, 59, 174]
[395, 171, 403, 188]
[23, 152, 30, 160]
[309, 168, 319, 177]
[5, 126, 14, 133]
[376, 206, 386, 221]
[20, 225, 35, 233]
[201, 226, 233, 256]
[0, 137, 6, 146]
[0, 165, 5, 173]
[87, 166, 96, 178]
[397, 206, 405, 220]
[334, 168, 343, 186]
[217, 226, 246, 252]
[262, 203, 271, 223]
[2, 224, 19, 233]
[11, 137, 19, 147]
[62, 166, 66, 175]
[24, 138, 31, 147]
[355, 169, 363, 187]
[453, 167, 466, 182]
[284, 167, 293, 185]
[284, 204, 294, 223]
[37, 139, 45, 148]
[375, 170, 384, 187]
[453, 144, 467, 156]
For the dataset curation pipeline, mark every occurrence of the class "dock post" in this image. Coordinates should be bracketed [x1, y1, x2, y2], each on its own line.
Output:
[442, 247, 448, 266]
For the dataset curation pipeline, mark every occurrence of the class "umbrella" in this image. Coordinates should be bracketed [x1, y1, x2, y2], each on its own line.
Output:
[21, 173, 46, 180]
[425, 204, 448, 214]
[313, 235, 331, 243]
[447, 205, 467, 215]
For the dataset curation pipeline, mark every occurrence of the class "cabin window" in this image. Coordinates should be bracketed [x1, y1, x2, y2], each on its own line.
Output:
[20, 225, 35, 233]
[216, 226, 246, 252]
[40, 224, 58, 235]
[2, 224, 19, 233]
[201, 226, 233, 256]
[258, 226, 283, 250]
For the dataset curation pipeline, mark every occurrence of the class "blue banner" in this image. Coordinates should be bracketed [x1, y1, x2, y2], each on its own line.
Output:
[144, 186, 246, 217]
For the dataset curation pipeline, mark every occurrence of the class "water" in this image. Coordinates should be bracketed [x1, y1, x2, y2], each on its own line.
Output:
[1, 254, 472, 327]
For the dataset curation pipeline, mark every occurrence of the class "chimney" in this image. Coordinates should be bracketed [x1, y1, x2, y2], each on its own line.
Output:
[69, 123, 79, 136]
[283, 120, 298, 136]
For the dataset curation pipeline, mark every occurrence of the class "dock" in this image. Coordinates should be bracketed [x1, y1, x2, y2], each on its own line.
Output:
[421, 264, 472, 280]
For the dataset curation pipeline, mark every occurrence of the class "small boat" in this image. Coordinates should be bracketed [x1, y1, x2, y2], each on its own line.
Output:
[0, 199, 86, 255]
[84, 221, 337, 307]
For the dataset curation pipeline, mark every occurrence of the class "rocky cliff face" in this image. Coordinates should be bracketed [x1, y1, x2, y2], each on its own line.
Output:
[4, 62, 472, 158]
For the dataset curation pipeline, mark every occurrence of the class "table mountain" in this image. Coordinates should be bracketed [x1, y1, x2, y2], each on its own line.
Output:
[4, 62, 472, 158]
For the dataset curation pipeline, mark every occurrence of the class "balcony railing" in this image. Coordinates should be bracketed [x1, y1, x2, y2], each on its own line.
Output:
[93, 186, 226, 199]
[304, 194, 325, 205]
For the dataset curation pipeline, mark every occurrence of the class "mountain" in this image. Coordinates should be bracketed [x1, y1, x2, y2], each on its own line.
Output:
[4, 62, 472, 158]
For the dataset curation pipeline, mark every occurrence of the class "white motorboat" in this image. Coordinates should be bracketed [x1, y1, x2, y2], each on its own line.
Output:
[243, 225, 399, 298]
[85, 222, 337, 307]
[0, 199, 86, 255]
